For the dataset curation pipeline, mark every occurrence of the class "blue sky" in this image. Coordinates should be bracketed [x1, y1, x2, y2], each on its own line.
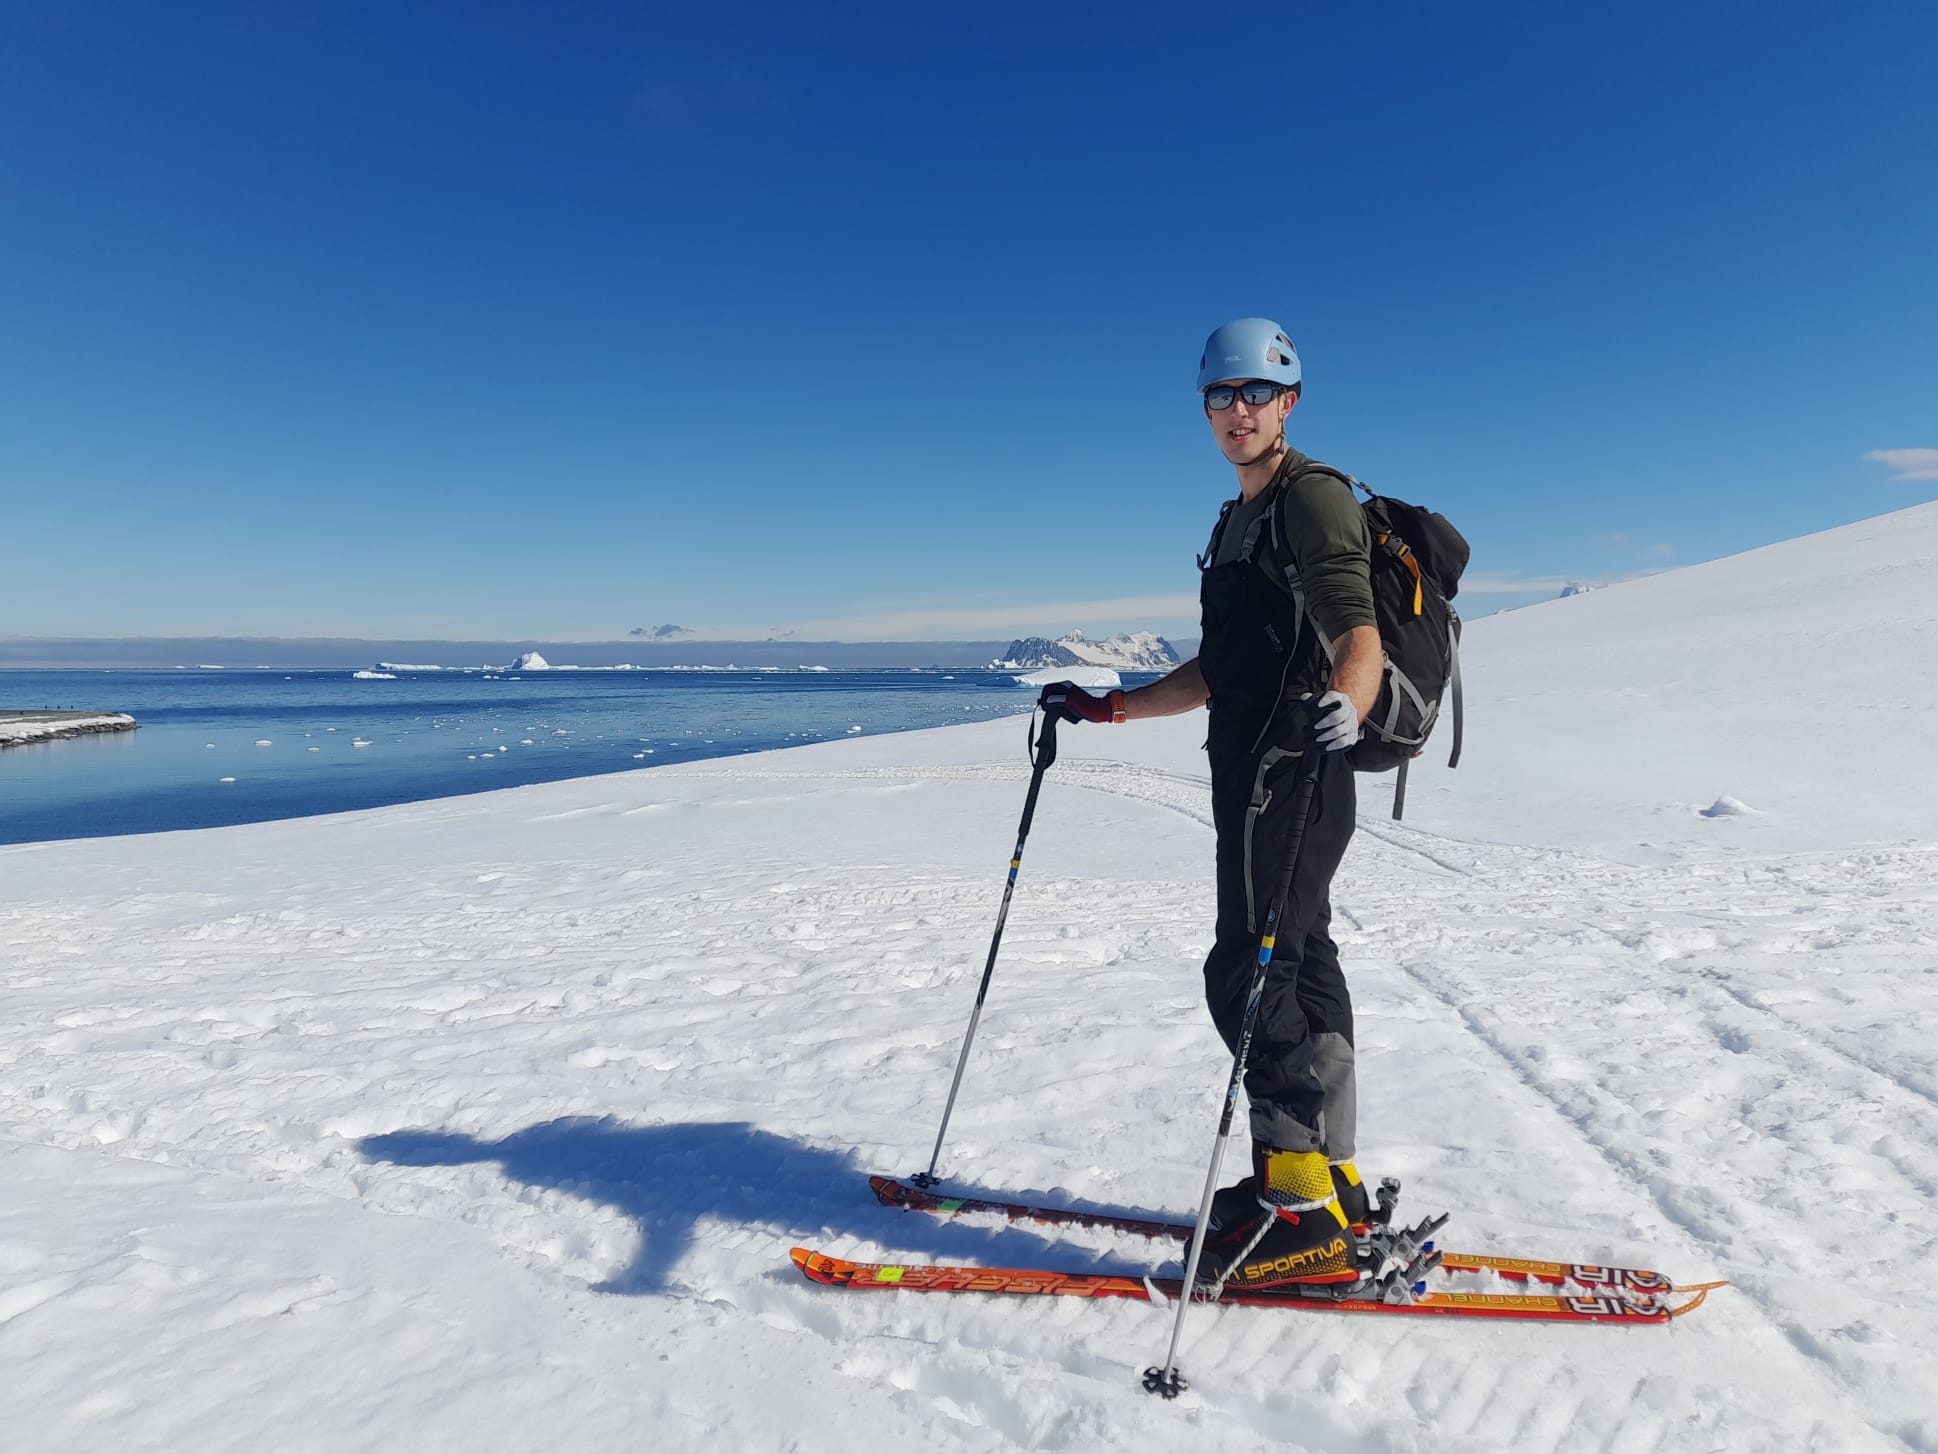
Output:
[2, 2, 1933, 644]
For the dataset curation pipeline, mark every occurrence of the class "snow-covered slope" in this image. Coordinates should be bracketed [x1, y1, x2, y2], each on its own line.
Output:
[4, 506, 1938, 1451]
[1388, 498, 1938, 860]
[994, 630, 1180, 672]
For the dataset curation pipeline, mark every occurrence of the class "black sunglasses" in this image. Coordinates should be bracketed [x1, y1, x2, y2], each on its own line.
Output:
[1203, 381, 1287, 411]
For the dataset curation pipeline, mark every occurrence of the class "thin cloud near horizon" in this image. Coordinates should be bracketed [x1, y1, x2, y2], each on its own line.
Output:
[659, 571, 1644, 641]
[1, 573, 1664, 648]
[1866, 448, 1938, 482]
[661, 594, 1204, 643]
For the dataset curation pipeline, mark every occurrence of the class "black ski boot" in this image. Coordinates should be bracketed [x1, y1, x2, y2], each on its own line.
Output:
[1211, 1149, 1358, 1290]
[1331, 1159, 1371, 1227]
[1208, 1139, 1270, 1233]
[1213, 1150, 1373, 1235]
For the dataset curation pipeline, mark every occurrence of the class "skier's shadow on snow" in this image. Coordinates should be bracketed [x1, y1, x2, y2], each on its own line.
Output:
[358, 1117, 1128, 1295]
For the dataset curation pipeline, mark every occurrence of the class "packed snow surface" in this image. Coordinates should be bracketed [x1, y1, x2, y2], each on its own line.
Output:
[6, 502, 1938, 1451]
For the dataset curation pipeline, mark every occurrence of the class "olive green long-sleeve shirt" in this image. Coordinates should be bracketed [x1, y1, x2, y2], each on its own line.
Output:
[1211, 448, 1376, 645]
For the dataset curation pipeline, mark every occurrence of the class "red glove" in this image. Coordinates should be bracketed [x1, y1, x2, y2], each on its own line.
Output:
[1038, 683, 1127, 724]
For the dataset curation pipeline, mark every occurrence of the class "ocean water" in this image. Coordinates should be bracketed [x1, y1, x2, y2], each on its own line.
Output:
[0, 668, 1145, 846]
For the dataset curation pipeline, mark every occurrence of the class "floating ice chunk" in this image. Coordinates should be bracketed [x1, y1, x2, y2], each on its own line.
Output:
[255, 739, 272, 747]
[1011, 665, 1122, 689]
[352, 738, 373, 748]
[218, 777, 236, 783]
[848, 725, 863, 734]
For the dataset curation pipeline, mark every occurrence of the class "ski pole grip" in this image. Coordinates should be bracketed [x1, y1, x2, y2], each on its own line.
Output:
[1032, 708, 1060, 771]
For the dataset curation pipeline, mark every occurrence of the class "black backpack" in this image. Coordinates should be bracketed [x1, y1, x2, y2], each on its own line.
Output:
[1255, 465, 1469, 819]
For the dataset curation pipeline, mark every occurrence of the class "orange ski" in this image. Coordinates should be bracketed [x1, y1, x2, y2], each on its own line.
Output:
[792, 1247, 1718, 1322]
[867, 1175, 1718, 1297]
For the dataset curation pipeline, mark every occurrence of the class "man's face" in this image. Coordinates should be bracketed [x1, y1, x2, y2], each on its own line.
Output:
[1204, 378, 1296, 467]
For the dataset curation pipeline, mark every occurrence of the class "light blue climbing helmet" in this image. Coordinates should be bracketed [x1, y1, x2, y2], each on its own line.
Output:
[1196, 318, 1302, 393]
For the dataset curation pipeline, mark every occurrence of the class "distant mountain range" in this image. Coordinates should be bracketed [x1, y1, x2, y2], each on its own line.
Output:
[990, 630, 1181, 672]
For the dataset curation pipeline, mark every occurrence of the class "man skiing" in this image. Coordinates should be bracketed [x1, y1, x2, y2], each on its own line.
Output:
[1044, 318, 1382, 1288]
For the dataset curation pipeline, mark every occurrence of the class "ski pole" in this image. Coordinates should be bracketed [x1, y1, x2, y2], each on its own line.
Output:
[913, 706, 1062, 1187]
[1144, 741, 1324, 1400]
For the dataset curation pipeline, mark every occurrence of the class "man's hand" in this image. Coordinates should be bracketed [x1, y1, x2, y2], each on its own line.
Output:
[1312, 689, 1360, 751]
[1038, 683, 1126, 724]
[1265, 691, 1357, 753]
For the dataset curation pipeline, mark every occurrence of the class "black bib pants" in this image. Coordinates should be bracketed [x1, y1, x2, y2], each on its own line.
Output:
[1199, 541, 1359, 1159]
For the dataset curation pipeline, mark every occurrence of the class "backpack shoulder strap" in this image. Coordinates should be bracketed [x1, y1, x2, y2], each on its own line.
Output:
[1235, 496, 1275, 564]
[1255, 481, 1334, 670]
[1272, 462, 1371, 549]
[1196, 497, 1238, 571]
[1290, 461, 1361, 492]
[1263, 463, 1372, 667]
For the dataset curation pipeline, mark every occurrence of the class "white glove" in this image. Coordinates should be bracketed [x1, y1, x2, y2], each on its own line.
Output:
[1312, 690, 1360, 752]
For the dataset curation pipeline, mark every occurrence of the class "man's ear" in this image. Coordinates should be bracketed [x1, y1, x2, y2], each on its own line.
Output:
[1281, 387, 1300, 418]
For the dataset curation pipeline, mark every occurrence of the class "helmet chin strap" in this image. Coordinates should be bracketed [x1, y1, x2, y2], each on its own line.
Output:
[1249, 393, 1302, 472]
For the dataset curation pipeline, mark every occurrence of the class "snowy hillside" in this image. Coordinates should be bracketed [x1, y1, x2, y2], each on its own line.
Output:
[1388, 498, 1938, 859]
[993, 630, 1180, 672]
[5, 506, 1938, 1451]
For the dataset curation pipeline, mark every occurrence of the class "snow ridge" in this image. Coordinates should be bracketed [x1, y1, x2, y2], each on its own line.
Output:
[992, 629, 1180, 671]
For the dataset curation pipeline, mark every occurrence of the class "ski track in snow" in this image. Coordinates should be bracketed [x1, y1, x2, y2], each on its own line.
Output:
[4, 737, 1938, 1451]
